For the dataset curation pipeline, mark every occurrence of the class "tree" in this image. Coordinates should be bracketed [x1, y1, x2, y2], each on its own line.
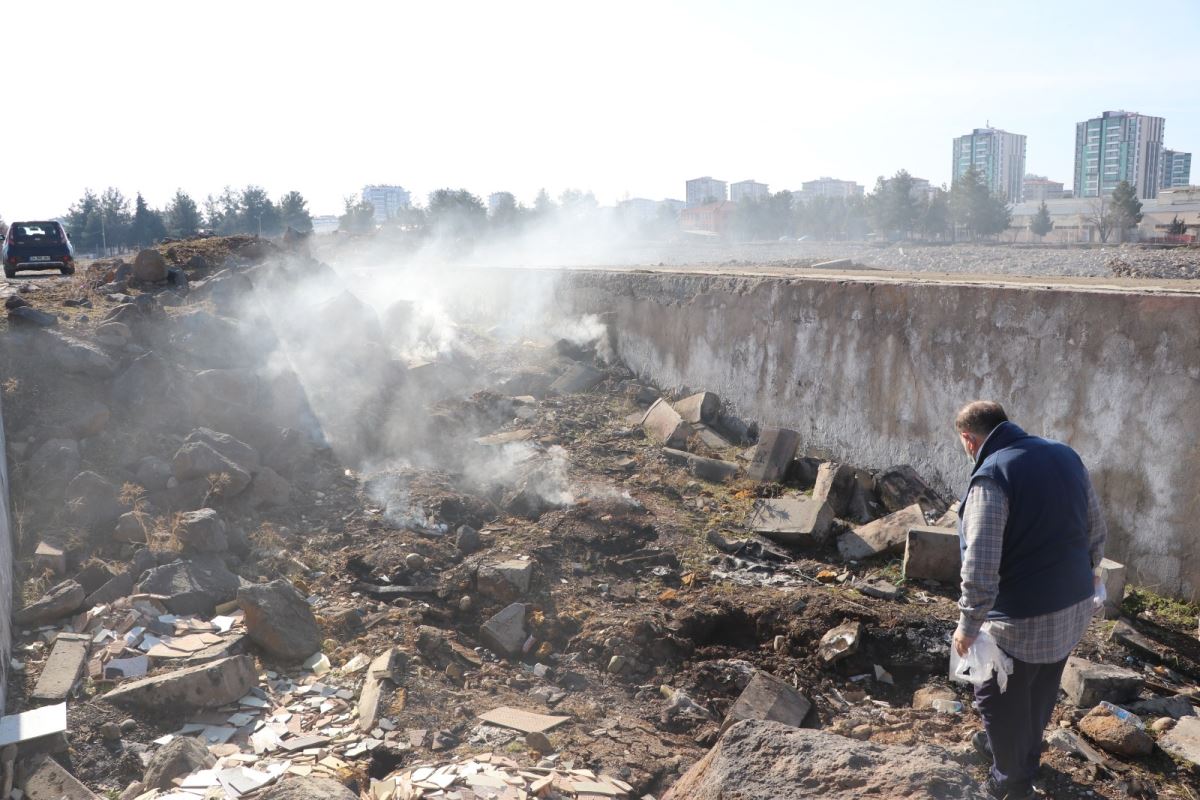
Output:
[427, 189, 486, 239]
[920, 188, 951, 241]
[488, 191, 524, 232]
[1167, 215, 1188, 236]
[166, 190, 203, 238]
[1086, 199, 1114, 243]
[950, 168, 1010, 240]
[1030, 201, 1054, 239]
[533, 188, 556, 216]
[240, 186, 282, 237]
[1109, 181, 1143, 242]
[0, 215, 7, 238]
[208, 187, 243, 235]
[339, 197, 375, 233]
[867, 170, 920, 239]
[278, 191, 313, 233]
[98, 187, 133, 251]
[130, 193, 168, 247]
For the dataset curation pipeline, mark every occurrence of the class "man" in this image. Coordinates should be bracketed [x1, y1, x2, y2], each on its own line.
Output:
[952, 401, 1106, 800]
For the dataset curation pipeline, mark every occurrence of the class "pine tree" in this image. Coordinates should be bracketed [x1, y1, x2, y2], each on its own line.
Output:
[1030, 202, 1054, 238]
[166, 190, 203, 238]
[1109, 181, 1143, 242]
[278, 191, 313, 233]
[130, 193, 168, 247]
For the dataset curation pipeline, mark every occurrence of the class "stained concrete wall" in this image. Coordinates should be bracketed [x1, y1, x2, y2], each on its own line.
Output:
[0, 396, 11, 711]
[520, 268, 1199, 601]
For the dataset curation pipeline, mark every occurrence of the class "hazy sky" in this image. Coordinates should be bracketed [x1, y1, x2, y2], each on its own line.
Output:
[4, 0, 1198, 218]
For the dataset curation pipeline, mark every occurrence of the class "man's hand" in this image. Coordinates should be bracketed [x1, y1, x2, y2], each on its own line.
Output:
[953, 630, 976, 658]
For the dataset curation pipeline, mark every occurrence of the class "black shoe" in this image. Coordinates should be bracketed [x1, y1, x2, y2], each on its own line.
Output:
[972, 729, 992, 760]
[979, 775, 1036, 800]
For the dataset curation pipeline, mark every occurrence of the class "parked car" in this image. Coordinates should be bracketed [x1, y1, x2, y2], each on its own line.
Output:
[2, 220, 75, 278]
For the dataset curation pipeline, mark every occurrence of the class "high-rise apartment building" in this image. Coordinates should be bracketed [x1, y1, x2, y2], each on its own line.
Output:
[685, 177, 727, 207]
[951, 127, 1026, 202]
[361, 185, 412, 223]
[798, 177, 863, 201]
[1161, 150, 1192, 189]
[730, 180, 769, 203]
[1073, 111, 1165, 200]
[1022, 175, 1065, 203]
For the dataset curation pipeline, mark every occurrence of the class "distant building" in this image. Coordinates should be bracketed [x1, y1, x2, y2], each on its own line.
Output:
[660, 199, 685, 216]
[1161, 149, 1192, 189]
[685, 177, 727, 207]
[730, 180, 769, 203]
[616, 197, 660, 223]
[798, 177, 863, 201]
[361, 185, 412, 223]
[1022, 175, 1065, 203]
[952, 127, 1026, 202]
[680, 201, 736, 236]
[1073, 111, 1164, 200]
[312, 215, 339, 234]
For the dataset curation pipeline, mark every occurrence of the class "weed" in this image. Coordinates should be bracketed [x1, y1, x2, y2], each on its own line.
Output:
[1122, 586, 1200, 631]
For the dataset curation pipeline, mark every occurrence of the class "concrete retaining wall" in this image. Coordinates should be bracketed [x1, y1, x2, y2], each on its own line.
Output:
[0, 396, 11, 711]
[531, 269, 1199, 600]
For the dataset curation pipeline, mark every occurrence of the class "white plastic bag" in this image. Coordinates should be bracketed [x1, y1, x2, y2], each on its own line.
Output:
[1092, 580, 1107, 615]
[950, 628, 1014, 693]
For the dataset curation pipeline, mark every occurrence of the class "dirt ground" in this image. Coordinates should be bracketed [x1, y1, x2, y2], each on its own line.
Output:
[1, 238, 1198, 799]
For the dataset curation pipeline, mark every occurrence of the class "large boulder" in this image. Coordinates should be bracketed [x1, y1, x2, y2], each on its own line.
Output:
[1078, 704, 1153, 757]
[237, 579, 322, 662]
[663, 720, 984, 800]
[27, 439, 81, 489]
[36, 330, 117, 378]
[183, 428, 260, 472]
[142, 736, 215, 790]
[171, 441, 252, 497]
[136, 555, 243, 616]
[174, 508, 229, 553]
[133, 249, 168, 282]
[246, 466, 291, 508]
[65, 471, 128, 528]
[111, 351, 188, 427]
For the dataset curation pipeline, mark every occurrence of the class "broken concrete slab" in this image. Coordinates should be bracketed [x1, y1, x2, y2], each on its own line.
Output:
[476, 559, 533, 602]
[549, 363, 604, 395]
[358, 648, 403, 733]
[744, 428, 800, 483]
[102, 655, 257, 711]
[665, 720, 983, 800]
[902, 525, 961, 583]
[480, 602, 526, 658]
[692, 424, 733, 451]
[476, 706, 569, 734]
[1127, 694, 1196, 720]
[811, 462, 855, 518]
[1158, 715, 1200, 769]
[0, 703, 67, 750]
[33, 542, 66, 576]
[1097, 558, 1126, 619]
[641, 398, 691, 448]
[142, 735, 216, 790]
[31, 634, 91, 703]
[662, 448, 739, 483]
[746, 497, 834, 545]
[1061, 657, 1143, 708]
[673, 391, 720, 425]
[837, 504, 926, 561]
[19, 753, 98, 800]
[818, 621, 862, 663]
[238, 579, 322, 662]
[83, 571, 134, 608]
[722, 671, 812, 734]
[875, 465, 949, 516]
[14, 580, 85, 627]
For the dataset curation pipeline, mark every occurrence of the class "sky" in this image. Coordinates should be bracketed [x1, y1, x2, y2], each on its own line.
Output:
[3, 0, 1198, 218]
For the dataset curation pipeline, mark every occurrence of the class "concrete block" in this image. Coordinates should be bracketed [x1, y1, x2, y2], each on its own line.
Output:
[1158, 716, 1200, 769]
[641, 398, 691, 448]
[1097, 558, 1126, 619]
[480, 602, 526, 657]
[673, 391, 720, 425]
[838, 504, 926, 561]
[662, 448, 739, 483]
[20, 753, 98, 800]
[902, 526, 961, 583]
[875, 465, 949, 517]
[548, 363, 604, 395]
[1061, 656, 1143, 708]
[31, 633, 90, 703]
[722, 670, 811, 733]
[692, 424, 733, 450]
[33, 542, 66, 576]
[747, 497, 834, 545]
[477, 559, 533, 602]
[102, 655, 257, 711]
[745, 427, 800, 483]
[812, 462, 855, 517]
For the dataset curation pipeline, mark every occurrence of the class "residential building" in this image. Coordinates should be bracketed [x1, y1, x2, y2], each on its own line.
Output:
[1161, 149, 1192, 189]
[951, 127, 1027, 202]
[361, 185, 412, 223]
[660, 199, 685, 216]
[798, 177, 863, 201]
[1022, 175, 1065, 203]
[685, 176, 727, 207]
[730, 180, 769, 203]
[311, 215, 339, 235]
[680, 201, 736, 236]
[616, 197, 660, 223]
[1073, 111, 1165, 200]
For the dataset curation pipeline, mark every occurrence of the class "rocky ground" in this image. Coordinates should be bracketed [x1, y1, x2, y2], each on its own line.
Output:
[0, 236, 1197, 800]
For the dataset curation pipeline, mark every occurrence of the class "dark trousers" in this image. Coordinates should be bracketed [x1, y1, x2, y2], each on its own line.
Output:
[973, 653, 1068, 791]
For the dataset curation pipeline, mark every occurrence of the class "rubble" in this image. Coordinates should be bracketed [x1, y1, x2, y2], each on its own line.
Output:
[746, 496, 833, 545]
[673, 391, 719, 425]
[811, 461, 855, 517]
[1079, 703, 1154, 757]
[837, 503, 926, 561]
[744, 427, 799, 482]
[479, 602, 527, 657]
[14, 580, 85, 627]
[20, 754, 98, 800]
[476, 559, 533, 601]
[30, 633, 90, 703]
[102, 655, 257, 711]
[237, 579, 323, 661]
[662, 447, 738, 483]
[902, 525, 961, 583]
[641, 397, 691, 448]
[817, 621, 862, 663]
[1158, 715, 1200, 768]
[1097, 558, 1127, 619]
[1061, 657, 1144, 708]
[722, 670, 811, 732]
[142, 736, 216, 789]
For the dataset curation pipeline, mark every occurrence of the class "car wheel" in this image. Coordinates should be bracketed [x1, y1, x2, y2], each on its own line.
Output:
[60, 265, 75, 276]
[3, 268, 14, 279]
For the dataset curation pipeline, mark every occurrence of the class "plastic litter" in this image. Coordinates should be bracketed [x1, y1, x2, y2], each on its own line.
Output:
[950, 628, 1013, 693]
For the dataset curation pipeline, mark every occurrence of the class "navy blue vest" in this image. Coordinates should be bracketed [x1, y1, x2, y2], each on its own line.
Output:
[958, 422, 1094, 619]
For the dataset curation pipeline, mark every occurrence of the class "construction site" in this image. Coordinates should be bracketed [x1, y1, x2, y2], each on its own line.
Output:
[0, 234, 1198, 800]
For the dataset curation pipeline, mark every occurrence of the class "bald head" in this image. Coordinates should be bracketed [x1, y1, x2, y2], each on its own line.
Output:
[955, 400, 1008, 437]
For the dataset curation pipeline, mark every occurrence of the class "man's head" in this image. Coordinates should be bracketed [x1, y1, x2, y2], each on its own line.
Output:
[954, 400, 1008, 463]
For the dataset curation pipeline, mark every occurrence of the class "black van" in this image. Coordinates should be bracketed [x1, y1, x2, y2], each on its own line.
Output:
[2, 221, 75, 278]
